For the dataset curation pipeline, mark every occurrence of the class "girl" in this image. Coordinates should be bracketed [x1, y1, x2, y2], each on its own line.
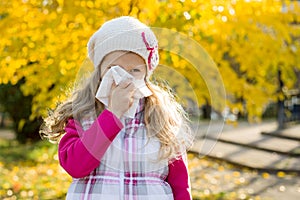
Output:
[41, 16, 193, 200]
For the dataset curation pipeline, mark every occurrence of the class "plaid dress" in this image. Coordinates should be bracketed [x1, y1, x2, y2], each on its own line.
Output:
[65, 100, 174, 200]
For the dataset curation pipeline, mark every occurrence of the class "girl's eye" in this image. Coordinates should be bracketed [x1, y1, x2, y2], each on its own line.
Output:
[130, 68, 141, 72]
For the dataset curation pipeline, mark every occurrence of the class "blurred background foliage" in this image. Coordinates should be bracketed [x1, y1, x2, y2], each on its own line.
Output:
[0, 0, 300, 142]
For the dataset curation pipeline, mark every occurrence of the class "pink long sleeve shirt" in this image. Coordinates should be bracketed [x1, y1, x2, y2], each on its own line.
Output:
[58, 109, 191, 200]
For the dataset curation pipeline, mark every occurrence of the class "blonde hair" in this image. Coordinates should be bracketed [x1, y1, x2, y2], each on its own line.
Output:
[40, 66, 193, 160]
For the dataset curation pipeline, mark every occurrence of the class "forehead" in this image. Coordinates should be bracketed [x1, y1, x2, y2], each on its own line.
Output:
[101, 51, 145, 66]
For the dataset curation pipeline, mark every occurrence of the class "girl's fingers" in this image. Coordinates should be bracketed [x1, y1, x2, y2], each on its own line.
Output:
[118, 79, 132, 88]
[111, 82, 117, 90]
[125, 82, 136, 91]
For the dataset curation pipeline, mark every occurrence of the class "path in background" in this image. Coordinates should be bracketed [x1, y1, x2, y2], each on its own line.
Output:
[191, 119, 277, 138]
[0, 129, 15, 140]
[190, 119, 300, 200]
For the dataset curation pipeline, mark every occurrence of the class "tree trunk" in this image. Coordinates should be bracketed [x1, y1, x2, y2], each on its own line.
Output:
[277, 69, 285, 130]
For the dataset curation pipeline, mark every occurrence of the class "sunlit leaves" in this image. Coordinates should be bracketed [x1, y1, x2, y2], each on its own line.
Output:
[0, 139, 71, 199]
[0, 0, 299, 121]
[188, 0, 300, 120]
[154, 0, 299, 120]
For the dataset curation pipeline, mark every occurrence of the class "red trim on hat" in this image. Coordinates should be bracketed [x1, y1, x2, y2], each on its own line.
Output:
[141, 32, 155, 71]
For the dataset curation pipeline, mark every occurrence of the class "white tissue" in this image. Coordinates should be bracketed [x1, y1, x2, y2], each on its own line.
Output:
[95, 65, 152, 118]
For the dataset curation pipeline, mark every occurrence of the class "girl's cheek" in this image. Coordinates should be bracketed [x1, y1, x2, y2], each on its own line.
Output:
[133, 74, 144, 80]
[130, 71, 146, 79]
[128, 72, 138, 78]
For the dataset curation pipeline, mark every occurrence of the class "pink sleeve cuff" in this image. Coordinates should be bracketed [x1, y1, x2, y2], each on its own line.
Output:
[167, 154, 192, 200]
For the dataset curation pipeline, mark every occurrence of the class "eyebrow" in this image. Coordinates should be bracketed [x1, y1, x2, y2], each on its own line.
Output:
[103, 62, 145, 70]
[130, 64, 146, 68]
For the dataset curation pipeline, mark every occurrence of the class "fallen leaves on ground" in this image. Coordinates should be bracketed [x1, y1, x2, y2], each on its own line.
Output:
[188, 153, 299, 200]
[0, 139, 298, 199]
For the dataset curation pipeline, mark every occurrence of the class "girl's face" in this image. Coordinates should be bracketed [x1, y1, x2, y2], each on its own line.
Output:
[100, 51, 147, 80]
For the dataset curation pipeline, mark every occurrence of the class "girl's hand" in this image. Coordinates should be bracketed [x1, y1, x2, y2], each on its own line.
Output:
[107, 80, 136, 118]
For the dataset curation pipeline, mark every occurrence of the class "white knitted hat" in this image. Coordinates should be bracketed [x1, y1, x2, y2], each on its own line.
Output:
[87, 16, 159, 76]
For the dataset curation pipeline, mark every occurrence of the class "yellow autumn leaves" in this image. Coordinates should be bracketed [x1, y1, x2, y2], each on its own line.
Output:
[0, 139, 71, 199]
[0, 0, 299, 121]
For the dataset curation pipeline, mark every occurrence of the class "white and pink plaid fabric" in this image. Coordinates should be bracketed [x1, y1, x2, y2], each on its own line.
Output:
[65, 99, 174, 200]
